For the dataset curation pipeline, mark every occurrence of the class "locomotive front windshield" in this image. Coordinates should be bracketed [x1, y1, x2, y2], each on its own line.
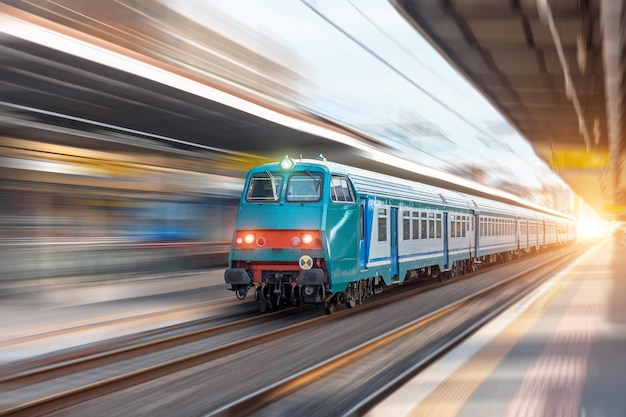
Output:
[246, 172, 283, 201]
[245, 170, 324, 202]
[286, 172, 322, 202]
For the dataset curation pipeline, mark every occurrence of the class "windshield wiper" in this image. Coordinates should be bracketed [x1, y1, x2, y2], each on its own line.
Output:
[266, 170, 278, 201]
[305, 170, 321, 191]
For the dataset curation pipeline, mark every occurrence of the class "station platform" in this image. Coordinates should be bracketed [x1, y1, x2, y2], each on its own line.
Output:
[368, 238, 626, 417]
[0, 269, 227, 364]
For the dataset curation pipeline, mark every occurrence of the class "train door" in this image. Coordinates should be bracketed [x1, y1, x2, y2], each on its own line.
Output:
[443, 212, 449, 269]
[473, 211, 479, 258]
[521, 220, 528, 252]
[390, 207, 399, 280]
[515, 217, 520, 253]
[359, 196, 375, 270]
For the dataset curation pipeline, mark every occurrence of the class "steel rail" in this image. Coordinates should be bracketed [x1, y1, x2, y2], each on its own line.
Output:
[205, 246, 583, 417]
[0, 244, 584, 416]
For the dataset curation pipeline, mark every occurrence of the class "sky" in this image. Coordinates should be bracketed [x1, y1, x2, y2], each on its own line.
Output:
[169, 0, 568, 192]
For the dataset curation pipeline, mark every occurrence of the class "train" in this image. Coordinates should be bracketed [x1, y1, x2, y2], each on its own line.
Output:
[224, 155, 576, 313]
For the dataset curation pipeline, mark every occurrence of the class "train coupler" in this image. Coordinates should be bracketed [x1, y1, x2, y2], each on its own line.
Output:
[224, 268, 252, 299]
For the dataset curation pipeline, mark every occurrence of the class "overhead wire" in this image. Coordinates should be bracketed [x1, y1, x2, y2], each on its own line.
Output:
[299, 0, 497, 141]
[299, 0, 517, 181]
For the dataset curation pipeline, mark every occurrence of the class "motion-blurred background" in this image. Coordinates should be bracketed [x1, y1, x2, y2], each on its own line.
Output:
[0, 0, 619, 292]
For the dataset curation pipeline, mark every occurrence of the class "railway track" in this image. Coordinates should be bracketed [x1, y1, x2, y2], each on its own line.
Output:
[208, 245, 586, 416]
[0, 303, 321, 416]
[0, 273, 460, 416]
[0, 244, 586, 416]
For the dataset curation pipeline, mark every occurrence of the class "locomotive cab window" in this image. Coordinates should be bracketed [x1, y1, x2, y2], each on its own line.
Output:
[286, 172, 322, 202]
[246, 173, 284, 201]
[330, 176, 355, 203]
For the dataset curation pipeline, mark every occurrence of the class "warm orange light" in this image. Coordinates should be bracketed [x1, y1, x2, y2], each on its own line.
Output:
[235, 230, 322, 249]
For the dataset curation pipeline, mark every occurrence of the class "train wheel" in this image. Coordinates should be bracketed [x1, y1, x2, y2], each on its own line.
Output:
[319, 295, 337, 315]
[345, 284, 359, 308]
[430, 267, 442, 281]
[256, 288, 272, 313]
[325, 301, 336, 315]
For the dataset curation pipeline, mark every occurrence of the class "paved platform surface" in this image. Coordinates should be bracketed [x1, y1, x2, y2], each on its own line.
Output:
[368, 238, 626, 417]
[0, 268, 234, 364]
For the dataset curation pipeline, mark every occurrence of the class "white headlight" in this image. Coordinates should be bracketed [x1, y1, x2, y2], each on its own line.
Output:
[302, 233, 314, 245]
[280, 156, 296, 171]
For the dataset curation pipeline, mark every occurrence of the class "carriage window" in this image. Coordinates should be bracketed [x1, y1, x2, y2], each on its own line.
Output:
[286, 172, 322, 202]
[412, 212, 419, 239]
[436, 213, 442, 238]
[330, 176, 354, 203]
[402, 211, 410, 240]
[461, 216, 466, 238]
[451, 216, 456, 238]
[378, 208, 387, 242]
[421, 213, 427, 239]
[246, 173, 283, 201]
[429, 213, 435, 239]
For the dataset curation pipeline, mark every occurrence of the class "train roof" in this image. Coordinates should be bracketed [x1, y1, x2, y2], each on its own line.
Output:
[250, 157, 574, 221]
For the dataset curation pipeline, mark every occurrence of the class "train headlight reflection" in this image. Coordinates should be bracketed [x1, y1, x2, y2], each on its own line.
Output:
[302, 233, 314, 245]
[243, 233, 255, 244]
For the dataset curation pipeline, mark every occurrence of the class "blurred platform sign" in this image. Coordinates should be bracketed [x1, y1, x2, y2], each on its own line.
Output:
[549, 149, 610, 170]
[604, 205, 626, 213]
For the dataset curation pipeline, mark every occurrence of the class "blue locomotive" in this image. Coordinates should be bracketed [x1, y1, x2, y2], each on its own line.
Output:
[224, 156, 575, 313]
